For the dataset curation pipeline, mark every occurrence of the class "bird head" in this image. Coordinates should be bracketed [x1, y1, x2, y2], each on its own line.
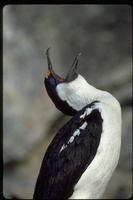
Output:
[44, 48, 81, 116]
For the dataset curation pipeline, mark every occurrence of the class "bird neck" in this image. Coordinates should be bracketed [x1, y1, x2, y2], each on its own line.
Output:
[56, 74, 121, 114]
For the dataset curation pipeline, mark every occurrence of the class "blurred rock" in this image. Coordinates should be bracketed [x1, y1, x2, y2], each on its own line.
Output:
[3, 5, 132, 199]
[119, 107, 132, 171]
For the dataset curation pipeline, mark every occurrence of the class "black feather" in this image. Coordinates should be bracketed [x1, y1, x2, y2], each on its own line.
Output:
[33, 102, 103, 199]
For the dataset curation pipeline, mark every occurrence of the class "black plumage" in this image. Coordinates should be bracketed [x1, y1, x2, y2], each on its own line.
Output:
[45, 75, 77, 116]
[33, 102, 103, 199]
[44, 48, 80, 116]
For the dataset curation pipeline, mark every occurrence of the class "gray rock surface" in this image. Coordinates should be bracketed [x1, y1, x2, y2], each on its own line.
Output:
[3, 5, 132, 199]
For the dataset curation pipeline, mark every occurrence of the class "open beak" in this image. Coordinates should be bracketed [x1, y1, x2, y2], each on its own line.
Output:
[45, 47, 56, 77]
[45, 48, 81, 82]
[66, 52, 81, 82]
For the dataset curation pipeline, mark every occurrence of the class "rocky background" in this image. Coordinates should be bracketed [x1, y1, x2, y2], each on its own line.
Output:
[3, 5, 132, 199]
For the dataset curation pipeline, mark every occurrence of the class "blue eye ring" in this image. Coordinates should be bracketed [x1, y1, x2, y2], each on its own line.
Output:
[50, 77, 56, 85]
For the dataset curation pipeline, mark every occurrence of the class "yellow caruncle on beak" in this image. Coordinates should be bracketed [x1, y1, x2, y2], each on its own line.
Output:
[45, 70, 51, 79]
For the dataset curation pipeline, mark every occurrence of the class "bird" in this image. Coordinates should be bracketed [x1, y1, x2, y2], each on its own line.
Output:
[33, 48, 122, 199]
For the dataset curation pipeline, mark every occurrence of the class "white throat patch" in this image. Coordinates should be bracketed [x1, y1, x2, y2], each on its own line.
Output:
[56, 75, 98, 111]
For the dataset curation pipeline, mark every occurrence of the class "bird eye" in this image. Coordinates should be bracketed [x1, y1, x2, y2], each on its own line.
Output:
[50, 77, 56, 85]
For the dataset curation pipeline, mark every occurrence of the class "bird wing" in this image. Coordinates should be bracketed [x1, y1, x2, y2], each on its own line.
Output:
[33, 103, 103, 199]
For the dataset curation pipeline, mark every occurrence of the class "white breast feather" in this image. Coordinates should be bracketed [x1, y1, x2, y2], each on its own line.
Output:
[56, 74, 122, 199]
[69, 100, 122, 199]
